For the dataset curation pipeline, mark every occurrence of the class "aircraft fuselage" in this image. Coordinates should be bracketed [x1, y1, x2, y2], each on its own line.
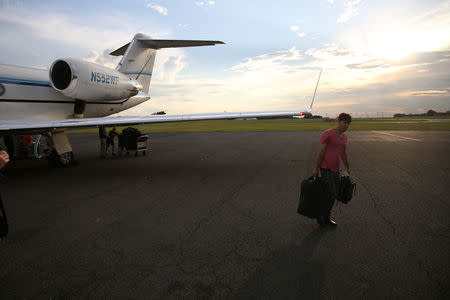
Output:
[0, 64, 149, 121]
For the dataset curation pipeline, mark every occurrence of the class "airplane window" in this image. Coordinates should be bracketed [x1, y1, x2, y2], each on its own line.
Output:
[0, 83, 5, 96]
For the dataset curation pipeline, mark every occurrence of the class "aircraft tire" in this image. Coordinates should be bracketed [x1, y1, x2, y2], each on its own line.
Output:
[47, 149, 75, 167]
[58, 151, 74, 167]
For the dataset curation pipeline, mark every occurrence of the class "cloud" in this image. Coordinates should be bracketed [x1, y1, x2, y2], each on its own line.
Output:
[84, 49, 121, 69]
[304, 45, 450, 91]
[114, 2, 450, 117]
[159, 54, 185, 83]
[345, 51, 450, 70]
[147, 3, 168, 15]
[231, 47, 303, 72]
[341, 1, 450, 61]
[305, 45, 352, 59]
[118, 44, 450, 117]
[290, 24, 306, 38]
[315, 101, 359, 108]
[337, 0, 360, 23]
[123, 40, 449, 116]
[0, 11, 127, 50]
[2, 0, 447, 117]
[0, 5, 173, 68]
[346, 59, 390, 69]
[398, 90, 449, 97]
[195, 1, 215, 6]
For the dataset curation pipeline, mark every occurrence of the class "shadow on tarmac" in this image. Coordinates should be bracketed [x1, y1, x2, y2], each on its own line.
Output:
[235, 227, 330, 299]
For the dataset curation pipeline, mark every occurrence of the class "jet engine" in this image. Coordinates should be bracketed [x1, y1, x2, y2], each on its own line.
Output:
[49, 58, 143, 101]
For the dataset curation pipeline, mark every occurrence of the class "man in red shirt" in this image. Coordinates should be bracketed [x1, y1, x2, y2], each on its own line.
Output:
[312, 113, 351, 226]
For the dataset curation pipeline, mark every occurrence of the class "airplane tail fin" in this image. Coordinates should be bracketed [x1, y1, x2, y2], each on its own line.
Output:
[110, 33, 224, 93]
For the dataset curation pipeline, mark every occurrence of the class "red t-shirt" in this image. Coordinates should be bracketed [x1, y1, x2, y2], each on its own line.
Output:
[320, 128, 348, 172]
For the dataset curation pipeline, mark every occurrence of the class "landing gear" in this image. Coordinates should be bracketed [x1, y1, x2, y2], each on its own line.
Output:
[47, 149, 75, 167]
[46, 130, 76, 167]
[73, 100, 86, 119]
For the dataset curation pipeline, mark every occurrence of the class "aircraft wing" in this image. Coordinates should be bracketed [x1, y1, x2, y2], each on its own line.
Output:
[0, 109, 310, 134]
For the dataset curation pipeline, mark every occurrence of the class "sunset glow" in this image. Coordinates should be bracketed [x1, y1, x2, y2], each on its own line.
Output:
[0, 0, 448, 117]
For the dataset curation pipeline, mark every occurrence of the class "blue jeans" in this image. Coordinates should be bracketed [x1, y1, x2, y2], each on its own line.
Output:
[320, 168, 340, 218]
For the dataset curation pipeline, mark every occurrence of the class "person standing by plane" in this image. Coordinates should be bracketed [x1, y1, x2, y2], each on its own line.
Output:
[106, 127, 119, 156]
[312, 113, 351, 226]
[99, 126, 108, 158]
[0, 150, 10, 239]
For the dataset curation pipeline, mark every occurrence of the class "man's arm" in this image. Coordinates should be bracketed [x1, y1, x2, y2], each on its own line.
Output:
[341, 150, 350, 174]
[312, 143, 327, 177]
[0, 151, 10, 170]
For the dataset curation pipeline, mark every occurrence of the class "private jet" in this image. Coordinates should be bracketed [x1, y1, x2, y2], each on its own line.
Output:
[0, 33, 317, 166]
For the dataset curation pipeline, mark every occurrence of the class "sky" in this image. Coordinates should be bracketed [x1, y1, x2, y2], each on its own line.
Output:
[0, 0, 449, 117]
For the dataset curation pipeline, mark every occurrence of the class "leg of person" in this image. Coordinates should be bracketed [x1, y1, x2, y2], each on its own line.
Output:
[106, 139, 113, 155]
[100, 138, 106, 158]
[320, 168, 340, 226]
[316, 168, 333, 225]
[0, 192, 8, 240]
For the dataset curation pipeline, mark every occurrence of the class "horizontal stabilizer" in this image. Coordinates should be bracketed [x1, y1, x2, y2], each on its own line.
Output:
[110, 39, 225, 56]
[110, 43, 130, 56]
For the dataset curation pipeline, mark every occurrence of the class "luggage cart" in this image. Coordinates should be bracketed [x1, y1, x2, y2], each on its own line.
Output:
[135, 134, 149, 156]
[118, 128, 149, 156]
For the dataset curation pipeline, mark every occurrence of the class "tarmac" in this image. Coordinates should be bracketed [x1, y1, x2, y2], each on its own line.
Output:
[0, 131, 449, 299]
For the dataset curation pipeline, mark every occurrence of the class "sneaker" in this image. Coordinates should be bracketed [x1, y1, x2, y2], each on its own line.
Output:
[326, 219, 337, 226]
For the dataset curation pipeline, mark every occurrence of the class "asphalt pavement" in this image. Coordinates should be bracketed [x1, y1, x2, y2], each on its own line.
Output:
[0, 131, 449, 299]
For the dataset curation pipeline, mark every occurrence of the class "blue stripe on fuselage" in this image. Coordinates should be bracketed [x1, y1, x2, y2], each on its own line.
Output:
[0, 76, 51, 87]
[122, 71, 153, 76]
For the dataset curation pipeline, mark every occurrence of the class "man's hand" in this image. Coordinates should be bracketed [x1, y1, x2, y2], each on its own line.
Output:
[311, 167, 319, 178]
[340, 168, 350, 177]
[0, 151, 10, 169]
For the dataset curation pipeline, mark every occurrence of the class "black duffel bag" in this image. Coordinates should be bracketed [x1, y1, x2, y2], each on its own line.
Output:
[297, 176, 328, 218]
[338, 176, 356, 204]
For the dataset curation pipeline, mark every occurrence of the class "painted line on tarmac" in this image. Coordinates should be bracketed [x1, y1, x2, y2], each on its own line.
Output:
[372, 131, 422, 141]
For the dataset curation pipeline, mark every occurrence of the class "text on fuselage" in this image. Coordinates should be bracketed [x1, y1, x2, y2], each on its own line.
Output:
[90, 72, 119, 85]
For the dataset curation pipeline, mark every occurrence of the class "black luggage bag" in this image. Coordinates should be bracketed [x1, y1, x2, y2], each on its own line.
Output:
[297, 177, 328, 218]
[119, 127, 142, 151]
[338, 176, 356, 204]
